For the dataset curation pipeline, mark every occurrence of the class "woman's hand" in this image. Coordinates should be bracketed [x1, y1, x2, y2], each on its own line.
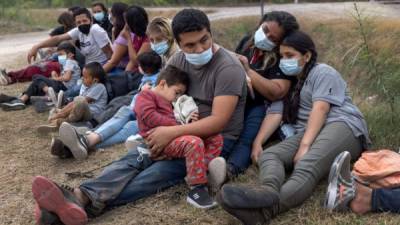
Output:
[236, 54, 251, 72]
[251, 142, 263, 164]
[293, 144, 310, 164]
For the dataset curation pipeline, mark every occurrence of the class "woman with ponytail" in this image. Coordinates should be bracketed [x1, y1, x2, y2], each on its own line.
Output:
[218, 30, 371, 225]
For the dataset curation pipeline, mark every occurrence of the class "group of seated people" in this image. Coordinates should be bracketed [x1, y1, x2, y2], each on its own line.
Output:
[0, 3, 398, 225]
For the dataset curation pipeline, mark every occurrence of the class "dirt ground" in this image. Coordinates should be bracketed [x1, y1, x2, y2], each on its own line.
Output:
[1, 3, 400, 225]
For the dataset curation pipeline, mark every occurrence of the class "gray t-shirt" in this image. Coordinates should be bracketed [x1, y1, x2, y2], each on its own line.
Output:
[68, 24, 110, 64]
[80, 83, 108, 117]
[294, 63, 371, 148]
[62, 59, 81, 90]
[168, 47, 247, 140]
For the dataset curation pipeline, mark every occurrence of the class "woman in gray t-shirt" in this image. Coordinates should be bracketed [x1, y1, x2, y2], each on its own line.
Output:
[218, 30, 370, 225]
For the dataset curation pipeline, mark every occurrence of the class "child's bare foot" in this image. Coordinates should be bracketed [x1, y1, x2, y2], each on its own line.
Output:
[350, 182, 372, 214]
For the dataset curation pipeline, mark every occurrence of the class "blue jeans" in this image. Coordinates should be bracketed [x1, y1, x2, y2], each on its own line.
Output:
[79, 149, 186, 214]
[107, 67, 125, 77]
[95, 106, 138, 149]
[64, 84, 81, 99]
[372, 187, 400, 213]
[220, 104, 266, 176]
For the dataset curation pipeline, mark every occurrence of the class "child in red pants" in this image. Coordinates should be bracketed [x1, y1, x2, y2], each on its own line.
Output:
[134, 65, 223, 209]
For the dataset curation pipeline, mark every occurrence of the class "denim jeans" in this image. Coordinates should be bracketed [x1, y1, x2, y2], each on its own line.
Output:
[107, 67, 125, 77]
[372, 187, 400, 213]
[95, 105, 138, 149]
[220, 104, 266, 176]
[79, 149, 186, 214]
[64, 84, 81, 99]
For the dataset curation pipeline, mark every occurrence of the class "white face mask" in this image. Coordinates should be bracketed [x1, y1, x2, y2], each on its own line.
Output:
[279, 58, 303, 76]
[254, 25, 276, 51]
[184, 46, 213, 66]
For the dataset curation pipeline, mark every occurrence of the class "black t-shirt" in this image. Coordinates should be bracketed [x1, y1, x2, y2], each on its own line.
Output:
[95, 18, 113, 40]
[235, 34, 297, 107]
[50, 26, 65, 36]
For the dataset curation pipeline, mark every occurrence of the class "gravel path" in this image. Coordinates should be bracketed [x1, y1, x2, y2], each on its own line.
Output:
[0, 2, 398, 69]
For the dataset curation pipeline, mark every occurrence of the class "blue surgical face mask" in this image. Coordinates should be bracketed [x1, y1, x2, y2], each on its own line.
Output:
[58, 54, 67, 66]
[151, 40, 169, 55]
[184, 46, 213, 66]
[254, 25, 276, 51]
[94, 12, 105, 22]
[279, 58, 303, 76]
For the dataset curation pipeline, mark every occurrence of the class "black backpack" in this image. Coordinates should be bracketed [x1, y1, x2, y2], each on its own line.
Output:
[105, 71, 143, 102]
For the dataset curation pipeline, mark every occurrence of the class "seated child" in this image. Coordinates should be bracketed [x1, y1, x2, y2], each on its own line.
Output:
[38, 62, 107, 134]
[0, 42, 80, 111]
[133, 65, 223, 209]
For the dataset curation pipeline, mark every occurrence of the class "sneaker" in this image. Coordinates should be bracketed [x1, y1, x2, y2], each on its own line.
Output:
[208, 157, 227, 193]
[37, 124, 58, 135]
[59, 122, 89, 160]
[50, 138, 73, 159]
[34, 203, 62, 225]
[186, 185, 217, 209]
[0, 99, 26, 111]
[0, 93, 16, 103]
[0, 71, 8, 85]
[47, 87, 58, 106]
[56, 90, 64, 109]
[125, 134, 145, 151]
[217, 184, 280, 225]
[324, 151, 355, 212]
[31, 176, 88, 225]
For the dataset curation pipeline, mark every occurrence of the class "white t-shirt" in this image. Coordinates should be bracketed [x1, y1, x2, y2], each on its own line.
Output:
[68, 24, 110, 64]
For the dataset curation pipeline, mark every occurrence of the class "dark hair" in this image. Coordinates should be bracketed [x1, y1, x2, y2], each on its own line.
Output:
[124, 5, 148, 37]
[58, 12, 75, 32]
[137, 51, 162, 75]
[73, 8, 92, 21]
[57, 41, 76, 57]
[260, 11, 299, 37]
[68, 6, 81, 14]
[84, 62, 107, 84]
[92, 2, 108, 14]
[172, 9, 210, 43]
[111, 2, 128, 39]
[282, 31, 318, 124]
[156, 65, 189, 88]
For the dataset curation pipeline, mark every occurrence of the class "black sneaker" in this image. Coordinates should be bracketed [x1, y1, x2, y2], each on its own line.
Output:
[0, 93, 16, 103]
[50, 137, 73, 159]
[0, 99, 26, 111]
[217, 184, 280, 225]
[59, 122, 89, 160]
[187, 185, 217, 209]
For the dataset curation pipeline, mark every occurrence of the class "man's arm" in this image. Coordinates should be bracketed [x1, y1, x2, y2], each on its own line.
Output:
[27, 33, 71, 63]
[146, 95, 238, 156]
[101, 44, 113, 61]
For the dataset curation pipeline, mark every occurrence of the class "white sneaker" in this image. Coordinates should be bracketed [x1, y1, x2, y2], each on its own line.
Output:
[56, 90, 64, 109]
[208, 157, 227, 193]
[125, 134, 145, 151]
[47, 87, 57, 106]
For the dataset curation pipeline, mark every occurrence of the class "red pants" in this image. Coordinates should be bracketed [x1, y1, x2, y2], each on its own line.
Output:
[163, 134, 223, 186]
[7, 61, 60, 83]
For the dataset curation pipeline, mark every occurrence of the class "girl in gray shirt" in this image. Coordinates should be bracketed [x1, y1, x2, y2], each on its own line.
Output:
[218, 30, 370, 225]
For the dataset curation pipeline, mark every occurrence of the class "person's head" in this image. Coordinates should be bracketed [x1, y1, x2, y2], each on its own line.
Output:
[172, 9, 213, 66]
[137, 51, 162, 75]
[68, 6, 81, 14]
[92, 2, 108, 23]
[82, 62, 107, 87]
[281, 31, 318, 124]
[56, 42, 76, 66]
[110, 2, 128, 38]
[253, 11, 299, 51]
[147, 17, 174, 56]
[73, 8, 92, 35]
[57, 12, 75, 32]
[154, 65, 189, 102]
[124, 5, 148, 37]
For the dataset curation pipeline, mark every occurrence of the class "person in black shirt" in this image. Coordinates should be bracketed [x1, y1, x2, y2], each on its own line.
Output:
[91, 2, 113, 39]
